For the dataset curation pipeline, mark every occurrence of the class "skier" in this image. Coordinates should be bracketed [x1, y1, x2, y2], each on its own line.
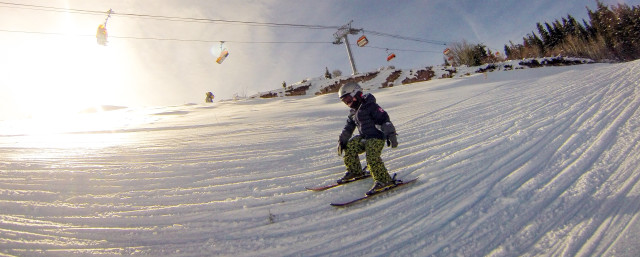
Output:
[336, 82, 399, 195]
[205, 92, 214, 103]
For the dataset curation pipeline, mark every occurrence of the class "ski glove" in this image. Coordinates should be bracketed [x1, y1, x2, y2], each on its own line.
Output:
[381, 121, 398, 148]
[387, 133, 398, 148]
[337, 133, 350, 156]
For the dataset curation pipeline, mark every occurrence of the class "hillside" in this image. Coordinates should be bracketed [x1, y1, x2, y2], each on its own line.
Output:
[255, 57, 594, 99]
[0, 59, 639, 256]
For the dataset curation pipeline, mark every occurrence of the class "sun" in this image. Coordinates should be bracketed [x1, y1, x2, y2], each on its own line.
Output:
[1, 1, 145, 126]
[1, 13, 129, 121]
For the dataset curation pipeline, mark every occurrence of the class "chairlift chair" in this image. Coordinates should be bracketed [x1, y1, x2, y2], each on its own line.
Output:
[357, 35, 369, 47]
[96, 24, 108, 46]
[216, 49, 229, 64]
[216, 41, 229, 64]
[387, 53, 396, 62]
[96, 9, 113, 46]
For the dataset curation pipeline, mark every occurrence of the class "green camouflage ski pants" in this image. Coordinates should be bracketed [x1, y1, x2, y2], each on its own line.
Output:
[343, 136, 393, 183]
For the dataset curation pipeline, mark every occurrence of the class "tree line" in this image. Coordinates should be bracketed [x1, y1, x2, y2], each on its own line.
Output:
[448, 1, 640, 66]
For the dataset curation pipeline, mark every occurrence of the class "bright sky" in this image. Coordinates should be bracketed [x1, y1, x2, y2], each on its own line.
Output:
[1, 0, 638, 120]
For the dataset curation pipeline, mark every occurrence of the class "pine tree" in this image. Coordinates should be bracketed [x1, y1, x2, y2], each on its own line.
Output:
[611, 3, 640, 59]
[565, 15, 581, 37]
[571, 17, 589, 41]
[552, 20, 565, 45]
[536, 22, 551, 50]
[589, 1, 616, 52]
[583, 19, 596, 40]
[545, 22, 559, 48]
[631, 5, 640, 54]
[324, 67, 332, 79]
[472, 44, 488, 65]
[504, 44, 511, 58]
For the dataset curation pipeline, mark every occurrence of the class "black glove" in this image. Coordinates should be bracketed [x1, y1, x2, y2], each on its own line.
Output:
[337, 134, 350, 156]
[338, 141, 346, 156]
[386, 133, 398, 148]
[381, 121, 398, 148]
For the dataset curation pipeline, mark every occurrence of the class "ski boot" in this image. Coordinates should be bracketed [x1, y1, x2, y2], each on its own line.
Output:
[366, 174, 401, 196]
[337, 168, 369, 184]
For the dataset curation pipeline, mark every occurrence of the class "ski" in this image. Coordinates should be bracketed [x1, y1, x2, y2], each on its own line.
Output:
[305, 171, 371, 191]
[330, 178, 418, 207]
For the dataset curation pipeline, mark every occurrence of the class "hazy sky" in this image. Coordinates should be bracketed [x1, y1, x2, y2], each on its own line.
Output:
[1, 0, 638, 120]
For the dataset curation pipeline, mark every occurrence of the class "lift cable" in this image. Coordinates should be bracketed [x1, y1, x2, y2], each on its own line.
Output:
[0, 2, 340, 30]
[0, 28, 442, 57]
[0, 28, 332, 44]
[362, 29, 448, 46]
[363, 45, 443, 53]
[0, 1, 449, 45]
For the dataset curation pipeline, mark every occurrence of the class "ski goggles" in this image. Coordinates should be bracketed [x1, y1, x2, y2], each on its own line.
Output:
[341, 94, 354, 106]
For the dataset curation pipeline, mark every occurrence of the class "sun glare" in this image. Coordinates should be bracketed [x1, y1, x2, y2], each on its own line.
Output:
[1, 7, 134, 122]
[19, 38, 111, 118]
[0, 105, 150, 153]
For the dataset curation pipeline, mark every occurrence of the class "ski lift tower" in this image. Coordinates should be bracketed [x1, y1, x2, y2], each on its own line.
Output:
[333, 21, 361, 75]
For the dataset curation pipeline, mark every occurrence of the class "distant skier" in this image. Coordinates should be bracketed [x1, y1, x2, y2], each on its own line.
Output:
[205, 92, 214, 103]
[336, 82, 399, 195]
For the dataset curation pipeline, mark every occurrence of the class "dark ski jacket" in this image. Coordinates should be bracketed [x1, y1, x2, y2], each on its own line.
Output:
[341, 93, 390, 140]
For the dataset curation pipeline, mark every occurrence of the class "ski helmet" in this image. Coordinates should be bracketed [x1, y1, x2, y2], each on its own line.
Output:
[338, 82, 362, 99]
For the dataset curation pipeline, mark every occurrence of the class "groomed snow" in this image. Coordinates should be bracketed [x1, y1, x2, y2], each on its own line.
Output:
[1, 60, 639, 256]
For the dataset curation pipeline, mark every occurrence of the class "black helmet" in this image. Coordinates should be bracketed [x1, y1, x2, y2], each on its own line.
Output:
[338, 82, 362, 99]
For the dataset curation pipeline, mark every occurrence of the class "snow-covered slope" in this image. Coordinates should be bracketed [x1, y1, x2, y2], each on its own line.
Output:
[1, 60, 639, 256]
[254, 57, 594, 99]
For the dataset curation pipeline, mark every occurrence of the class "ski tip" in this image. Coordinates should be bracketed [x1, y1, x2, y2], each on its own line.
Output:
[330, 201, 358, 207]
[306, 186, 330, 191]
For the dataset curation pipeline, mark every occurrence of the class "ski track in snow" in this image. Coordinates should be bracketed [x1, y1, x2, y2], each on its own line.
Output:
[1, 61, 640, 256]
